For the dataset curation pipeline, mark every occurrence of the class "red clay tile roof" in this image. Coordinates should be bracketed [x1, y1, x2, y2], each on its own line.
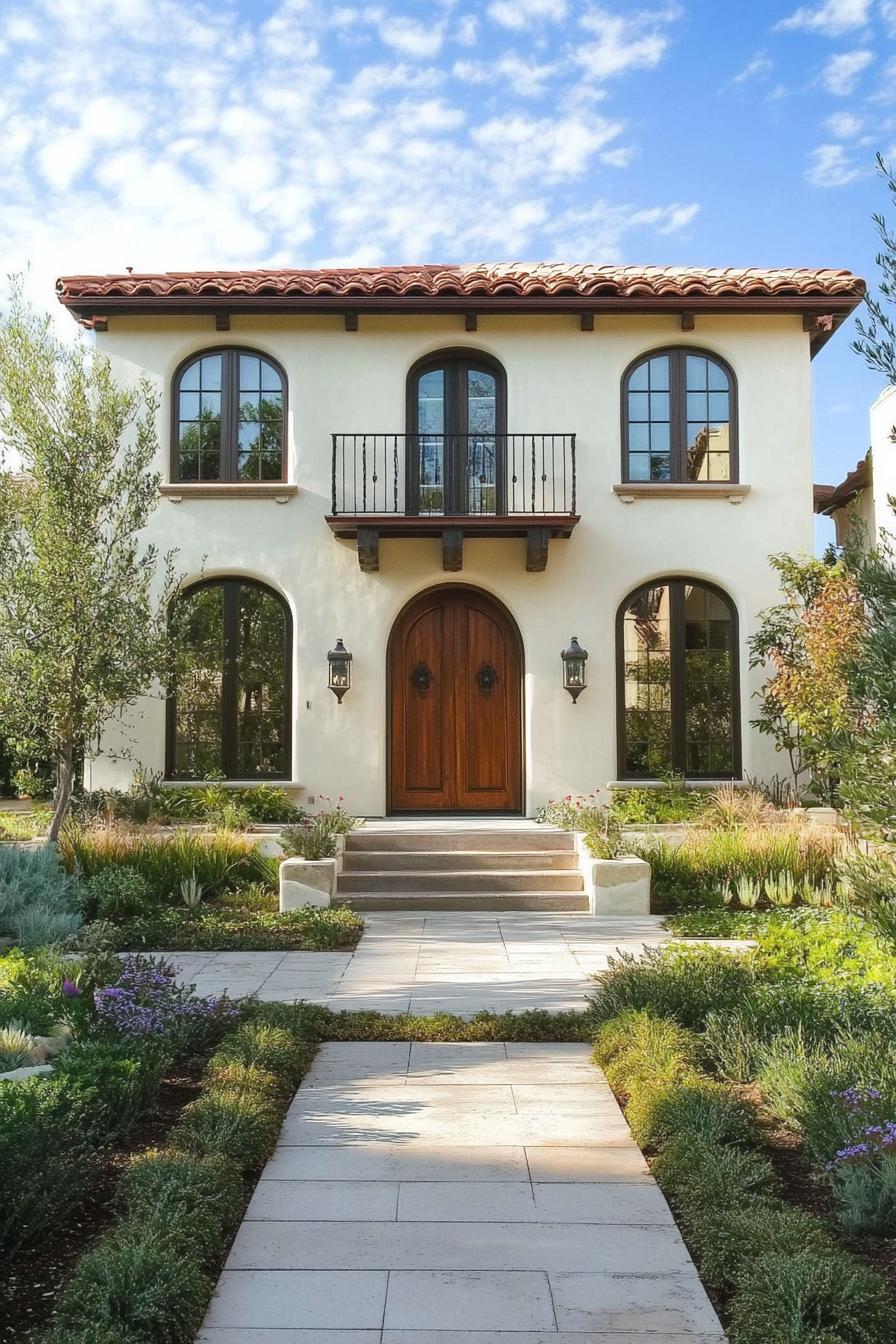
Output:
[814, 455, 870, 514]
[56, 263, 865, 301]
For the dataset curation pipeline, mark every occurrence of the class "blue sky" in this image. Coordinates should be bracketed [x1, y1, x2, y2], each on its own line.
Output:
[1, 0, 894, 518]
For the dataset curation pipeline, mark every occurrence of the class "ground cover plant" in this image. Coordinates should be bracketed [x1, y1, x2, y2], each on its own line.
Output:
[589, 914, 896, 1337]
[0, 844, 82, 948]
[0, 807, 52, 842]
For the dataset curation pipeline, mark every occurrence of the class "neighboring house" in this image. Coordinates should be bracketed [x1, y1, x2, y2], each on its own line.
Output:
[815, 383, 896, 546]
[56, 263, 864, 817]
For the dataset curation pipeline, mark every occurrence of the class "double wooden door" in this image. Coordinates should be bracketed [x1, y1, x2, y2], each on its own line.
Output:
[389, 588, 523, 813]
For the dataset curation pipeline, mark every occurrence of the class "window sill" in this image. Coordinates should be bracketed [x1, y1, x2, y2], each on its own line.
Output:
[161, 779, 304, 790]
[160, 484, 298, 502]
[612, 483, 751, 504]
[608, 779, 745, 790]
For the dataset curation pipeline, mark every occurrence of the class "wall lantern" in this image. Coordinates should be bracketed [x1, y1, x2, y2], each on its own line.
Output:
[328, 638, 352, 703]
[561, 635, 588, 703]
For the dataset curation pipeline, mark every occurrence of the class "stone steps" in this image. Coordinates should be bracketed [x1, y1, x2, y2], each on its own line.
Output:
[337, 824, 586, 911]
[343, 849, 580, 872]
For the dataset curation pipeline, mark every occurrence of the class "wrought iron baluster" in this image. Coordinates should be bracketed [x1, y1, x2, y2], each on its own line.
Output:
[331, 434, 338, 514]
[393, 436, 399, 513]
[570, 433, 577, 514]
[361, 436, 367, 513]
[530, 436, 536, 513]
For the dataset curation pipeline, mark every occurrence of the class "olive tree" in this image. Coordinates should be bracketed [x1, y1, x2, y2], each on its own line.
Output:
[0, 281, 180, 841]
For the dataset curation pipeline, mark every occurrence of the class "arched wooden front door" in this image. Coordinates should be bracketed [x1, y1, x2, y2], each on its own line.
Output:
[389, 587, 523, 813]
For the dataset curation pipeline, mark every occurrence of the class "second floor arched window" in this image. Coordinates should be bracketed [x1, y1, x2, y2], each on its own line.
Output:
[406, 349, 507, 515]
[172, 348, 286, 483]
[622, 348, 737, 484]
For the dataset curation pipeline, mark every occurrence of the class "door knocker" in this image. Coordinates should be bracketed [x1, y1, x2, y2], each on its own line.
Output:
[476, 662, 498, 696]
[410, 662, 433, 696]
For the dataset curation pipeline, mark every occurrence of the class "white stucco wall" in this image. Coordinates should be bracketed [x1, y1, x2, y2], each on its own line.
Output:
[869, 385, 896, 542]
[86, 310, 815, 814]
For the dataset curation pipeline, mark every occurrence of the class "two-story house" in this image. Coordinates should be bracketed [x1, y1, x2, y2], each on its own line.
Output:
[56, 264, 865, 817]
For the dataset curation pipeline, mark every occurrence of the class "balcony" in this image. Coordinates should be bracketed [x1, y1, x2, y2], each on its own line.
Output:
[326, 433, 579, 572]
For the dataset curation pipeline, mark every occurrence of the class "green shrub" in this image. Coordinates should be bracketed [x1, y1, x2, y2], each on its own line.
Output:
[238, 784, 303, 824]
[730, 1248, 896, 1344]
[632, 824, 846, 911]
[210, 1021, 314, 1089]
[755, 907, 896, 988]
[590, 943, 756, 1030]
[652, 1132, 774, 1214]
[0, 844, 82, 947]
[118, 1148, 242, 1259]
[173, 1085, 282, 1169]
[51, 1225, 209, 1344]
[692, 1196, 831, 1292]
[535, 791, 605, 830]
[609, 777, 710, 824]
[757, 1030, 896, 1162]
[54, 1041, 167, 1143]
[593, 1008, 701, 1094]
[0, 1077, 94, 1255]
[280, 818, 338, 859]
[626, 1074, 756, 1148]
[110, 899, 363, 951]
[829, 1151, 896, 1237]
[61, 828, 272, 901]
[82, 866, 155, 920]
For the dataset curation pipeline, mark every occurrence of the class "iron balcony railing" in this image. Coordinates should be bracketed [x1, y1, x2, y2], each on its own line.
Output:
[330, 433, 577, 518]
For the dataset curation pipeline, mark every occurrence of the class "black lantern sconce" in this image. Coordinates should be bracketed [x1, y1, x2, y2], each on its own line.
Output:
[561, 635, 588, 703]
[328, 638, 352, 704]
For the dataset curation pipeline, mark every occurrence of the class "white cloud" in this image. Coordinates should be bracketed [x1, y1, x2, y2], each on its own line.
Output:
[576, 5, 681, 80]
[378, 15, 444, 57]
[825, 109, 864, 136]
[821, 48, 873, 94]
[805, 142, 866, 184]
[454, 53, 560, 96]
[0, 0, 706, 332]
[455, 14, 478, 45]
[488, 0, 567, 28]
[731, 53, 773, 84]
[775, 0, 871, 35]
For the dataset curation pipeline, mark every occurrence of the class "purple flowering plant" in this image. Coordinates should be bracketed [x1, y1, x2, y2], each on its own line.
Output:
[93, 955, 237, 1047]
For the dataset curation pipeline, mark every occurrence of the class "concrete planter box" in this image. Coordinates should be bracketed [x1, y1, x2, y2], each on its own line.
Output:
[805, 807, 846, 828]
[573, 834, 652, 914]
[279, 857, 336, 910]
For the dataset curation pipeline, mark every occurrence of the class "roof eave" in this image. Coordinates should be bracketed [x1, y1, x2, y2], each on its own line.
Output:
[57, 290, 862, 355]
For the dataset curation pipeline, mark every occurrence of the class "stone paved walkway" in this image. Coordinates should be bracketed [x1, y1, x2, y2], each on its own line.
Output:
[197, 1041, 727, 1342]
[169, 912, 749, 1016]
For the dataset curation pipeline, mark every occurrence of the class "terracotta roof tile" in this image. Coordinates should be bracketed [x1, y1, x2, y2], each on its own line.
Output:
[56, 263, 866, 302]
[814, 455, 870, 514]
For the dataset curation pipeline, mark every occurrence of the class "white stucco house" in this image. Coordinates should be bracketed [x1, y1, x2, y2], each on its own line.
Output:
[816, 382, 896, 548]
[56, 263, 865, 818]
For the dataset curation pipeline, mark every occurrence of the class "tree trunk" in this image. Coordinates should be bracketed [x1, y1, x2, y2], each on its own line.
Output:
[47, 744, 75, 844]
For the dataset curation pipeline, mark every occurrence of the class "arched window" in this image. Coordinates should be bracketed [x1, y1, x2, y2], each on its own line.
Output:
[622, 348, 737, 484]
[172, 348, 286, 483]
[406, 349, 507, 514]
[617, 578, 740, 779]
[166, 579, 292, 780]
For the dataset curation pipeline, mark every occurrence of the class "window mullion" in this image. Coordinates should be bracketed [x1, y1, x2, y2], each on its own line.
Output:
[221, 581, 240, 777]
[669, 581, 687, 774]
[222, 350, 236, 482]
[671, 350, 685, 482]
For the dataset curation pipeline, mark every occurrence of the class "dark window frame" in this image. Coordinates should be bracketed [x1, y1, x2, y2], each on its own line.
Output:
[165, 576, 293, 781]
[620, 346, 739, 485]
[405, 347, 508, 515]
[170, 346, 288, 484]
[615, 575, 742, 781]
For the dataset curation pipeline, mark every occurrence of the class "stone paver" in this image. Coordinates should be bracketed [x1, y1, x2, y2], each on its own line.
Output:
[169, 911, 748, 1016]
[198, 1042, 726, 1342]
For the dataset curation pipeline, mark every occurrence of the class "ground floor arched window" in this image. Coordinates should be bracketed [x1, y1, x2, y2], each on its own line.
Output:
[166, 578, 291, 780]
[617, 578, 740, 779]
